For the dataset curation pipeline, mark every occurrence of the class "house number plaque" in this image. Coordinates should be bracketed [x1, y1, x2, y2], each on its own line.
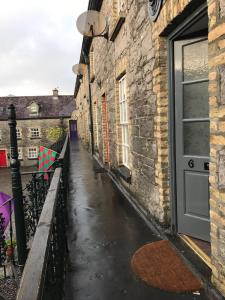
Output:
[148, 0, 163, 22]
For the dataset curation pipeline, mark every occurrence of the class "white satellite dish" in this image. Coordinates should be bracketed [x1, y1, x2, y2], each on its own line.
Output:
[76, 10, 107, 38]
[72, 64, 86, 75]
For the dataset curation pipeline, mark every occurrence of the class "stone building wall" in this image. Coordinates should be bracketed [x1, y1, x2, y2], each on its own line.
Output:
[76, 65, 91, 150]
[207, 0, 225, 294]
[75, 0, 225, 295]
[0, 118, 69, 167]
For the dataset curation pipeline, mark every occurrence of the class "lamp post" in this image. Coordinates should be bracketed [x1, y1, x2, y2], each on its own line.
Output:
[8, 104, 27, 267]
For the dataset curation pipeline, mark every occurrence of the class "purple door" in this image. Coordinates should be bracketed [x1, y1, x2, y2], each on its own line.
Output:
[70, 120, 78, 141]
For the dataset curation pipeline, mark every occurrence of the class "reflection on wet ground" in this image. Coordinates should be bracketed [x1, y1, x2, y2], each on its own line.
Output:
[64, 142, 208, 300]
[0, 166, 36, 196]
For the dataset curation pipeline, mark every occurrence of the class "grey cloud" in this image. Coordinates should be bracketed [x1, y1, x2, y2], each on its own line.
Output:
[0, 1, 88, 96]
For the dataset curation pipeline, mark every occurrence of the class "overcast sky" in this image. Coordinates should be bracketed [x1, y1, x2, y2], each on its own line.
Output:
[0, 0, 88, 96]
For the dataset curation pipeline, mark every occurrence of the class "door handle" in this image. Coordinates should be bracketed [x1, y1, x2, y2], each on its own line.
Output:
[188, 159, 194, 168]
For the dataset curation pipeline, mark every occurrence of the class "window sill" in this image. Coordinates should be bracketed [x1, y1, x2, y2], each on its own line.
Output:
[30, 137, 41, 139]
[28, 158, 38, 160]
[110, 16, 125, 42]
[116, 165, 132, 183]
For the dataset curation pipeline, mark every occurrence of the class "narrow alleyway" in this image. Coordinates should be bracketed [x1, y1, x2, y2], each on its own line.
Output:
[64, 142, 208, 300]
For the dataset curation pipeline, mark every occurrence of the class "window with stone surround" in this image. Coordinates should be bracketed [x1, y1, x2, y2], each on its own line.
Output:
[90, 47, 95, 82]
[30, 128, 40, 138]
[28, 102, 39, 116]
[119, 75, 129, 167]
[28, 147, 38, 159]
[16, 128, 22, 139]
[18, 147, 23, 160]
[110, 0, 126, 41]
[117, 0, 126, 14]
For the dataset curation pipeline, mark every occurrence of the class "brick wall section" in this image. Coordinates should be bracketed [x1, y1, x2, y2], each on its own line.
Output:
[151, 0, 193, 223]
[207, 0, 225, 294]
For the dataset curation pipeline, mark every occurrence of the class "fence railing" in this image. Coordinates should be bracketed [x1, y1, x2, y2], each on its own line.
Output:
[50, 135, 66, 154]
[0, 105, 70, 300]
[16, 135, 70, 300]
[22, 171, 53, 243]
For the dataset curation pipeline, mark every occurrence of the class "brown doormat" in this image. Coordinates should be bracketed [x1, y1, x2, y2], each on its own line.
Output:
[131, 240, 202, 293]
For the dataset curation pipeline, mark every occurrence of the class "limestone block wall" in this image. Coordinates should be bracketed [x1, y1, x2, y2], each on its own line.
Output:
[0, 118, 69, 167]
[207, 0, 225, 294]
[88, 0, 173, 223]
[74, 0, 225, 295]
[75, 66, 91, 150]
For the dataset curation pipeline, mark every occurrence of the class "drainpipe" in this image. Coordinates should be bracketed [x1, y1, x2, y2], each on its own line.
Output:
[82, 49, 95, 155]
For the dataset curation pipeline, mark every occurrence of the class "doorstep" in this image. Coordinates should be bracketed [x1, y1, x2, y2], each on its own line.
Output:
[180, 234, 212, 269]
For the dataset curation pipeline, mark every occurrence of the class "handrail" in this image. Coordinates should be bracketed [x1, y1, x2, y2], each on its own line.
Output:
[21, 170, 54, 176]
[16, 168, 62, 300]
[16, 135, 70, 300]
[58, 135, 69, 161]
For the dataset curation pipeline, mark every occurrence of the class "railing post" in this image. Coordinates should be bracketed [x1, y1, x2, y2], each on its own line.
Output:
[8, 104, 27, 267]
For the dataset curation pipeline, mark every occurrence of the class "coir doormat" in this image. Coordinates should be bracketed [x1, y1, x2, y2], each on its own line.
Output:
[131, 240, 202, 293]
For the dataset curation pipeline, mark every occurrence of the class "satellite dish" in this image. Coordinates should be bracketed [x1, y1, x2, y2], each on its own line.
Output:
[76, 10, 107, 37]
[72, 64, 86, 75]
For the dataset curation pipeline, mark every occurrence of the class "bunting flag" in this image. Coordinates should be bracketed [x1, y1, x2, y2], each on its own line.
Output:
[0, 192, 12, 232]
[38, 146, 58, 173]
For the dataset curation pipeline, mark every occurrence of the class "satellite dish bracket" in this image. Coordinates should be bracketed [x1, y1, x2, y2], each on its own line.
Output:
[78, 74, 83, 83]
[93, 27, 108, 40]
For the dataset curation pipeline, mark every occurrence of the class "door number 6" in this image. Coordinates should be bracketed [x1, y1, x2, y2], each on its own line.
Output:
[188, 159, 194, 168]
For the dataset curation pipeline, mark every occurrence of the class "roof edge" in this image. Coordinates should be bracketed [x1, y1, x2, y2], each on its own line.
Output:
[74, 0, 103, 99]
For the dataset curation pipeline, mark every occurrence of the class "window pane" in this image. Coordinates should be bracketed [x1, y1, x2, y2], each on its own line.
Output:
[183, 81, 208, 119]
[124, 126, 126, 144]
[119, 83, 122, 103]
[124, 102, 127, 123]
[184, 121, 209, 156]
[122, 126, 124, 144]
[120, 103, 122, 122]
[125, 147, 127, 166]
[122, 145, 125, 164]
[125, 126, 128, 145]
[123, 102, 126, 122]
[183, 40, 208, 81]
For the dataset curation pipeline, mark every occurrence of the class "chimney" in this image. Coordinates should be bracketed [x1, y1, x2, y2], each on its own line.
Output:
[52, 88, 59, 99]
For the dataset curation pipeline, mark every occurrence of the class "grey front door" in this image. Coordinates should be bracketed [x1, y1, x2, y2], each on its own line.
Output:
[174, 37, 210, 241]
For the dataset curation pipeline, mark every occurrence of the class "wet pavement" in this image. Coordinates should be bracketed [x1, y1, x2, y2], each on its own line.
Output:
[64, 142, 209, 300]
[0, 166, 36, 196]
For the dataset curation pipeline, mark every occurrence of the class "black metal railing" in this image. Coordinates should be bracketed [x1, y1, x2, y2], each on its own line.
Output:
[0, 105, 70, 299]
[0, 213, 6, 269]
[16, 135, 70, 300]
[19, 135, 68, 244]
[50, 135, 66, 154]
[22, 171, 53, 243]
